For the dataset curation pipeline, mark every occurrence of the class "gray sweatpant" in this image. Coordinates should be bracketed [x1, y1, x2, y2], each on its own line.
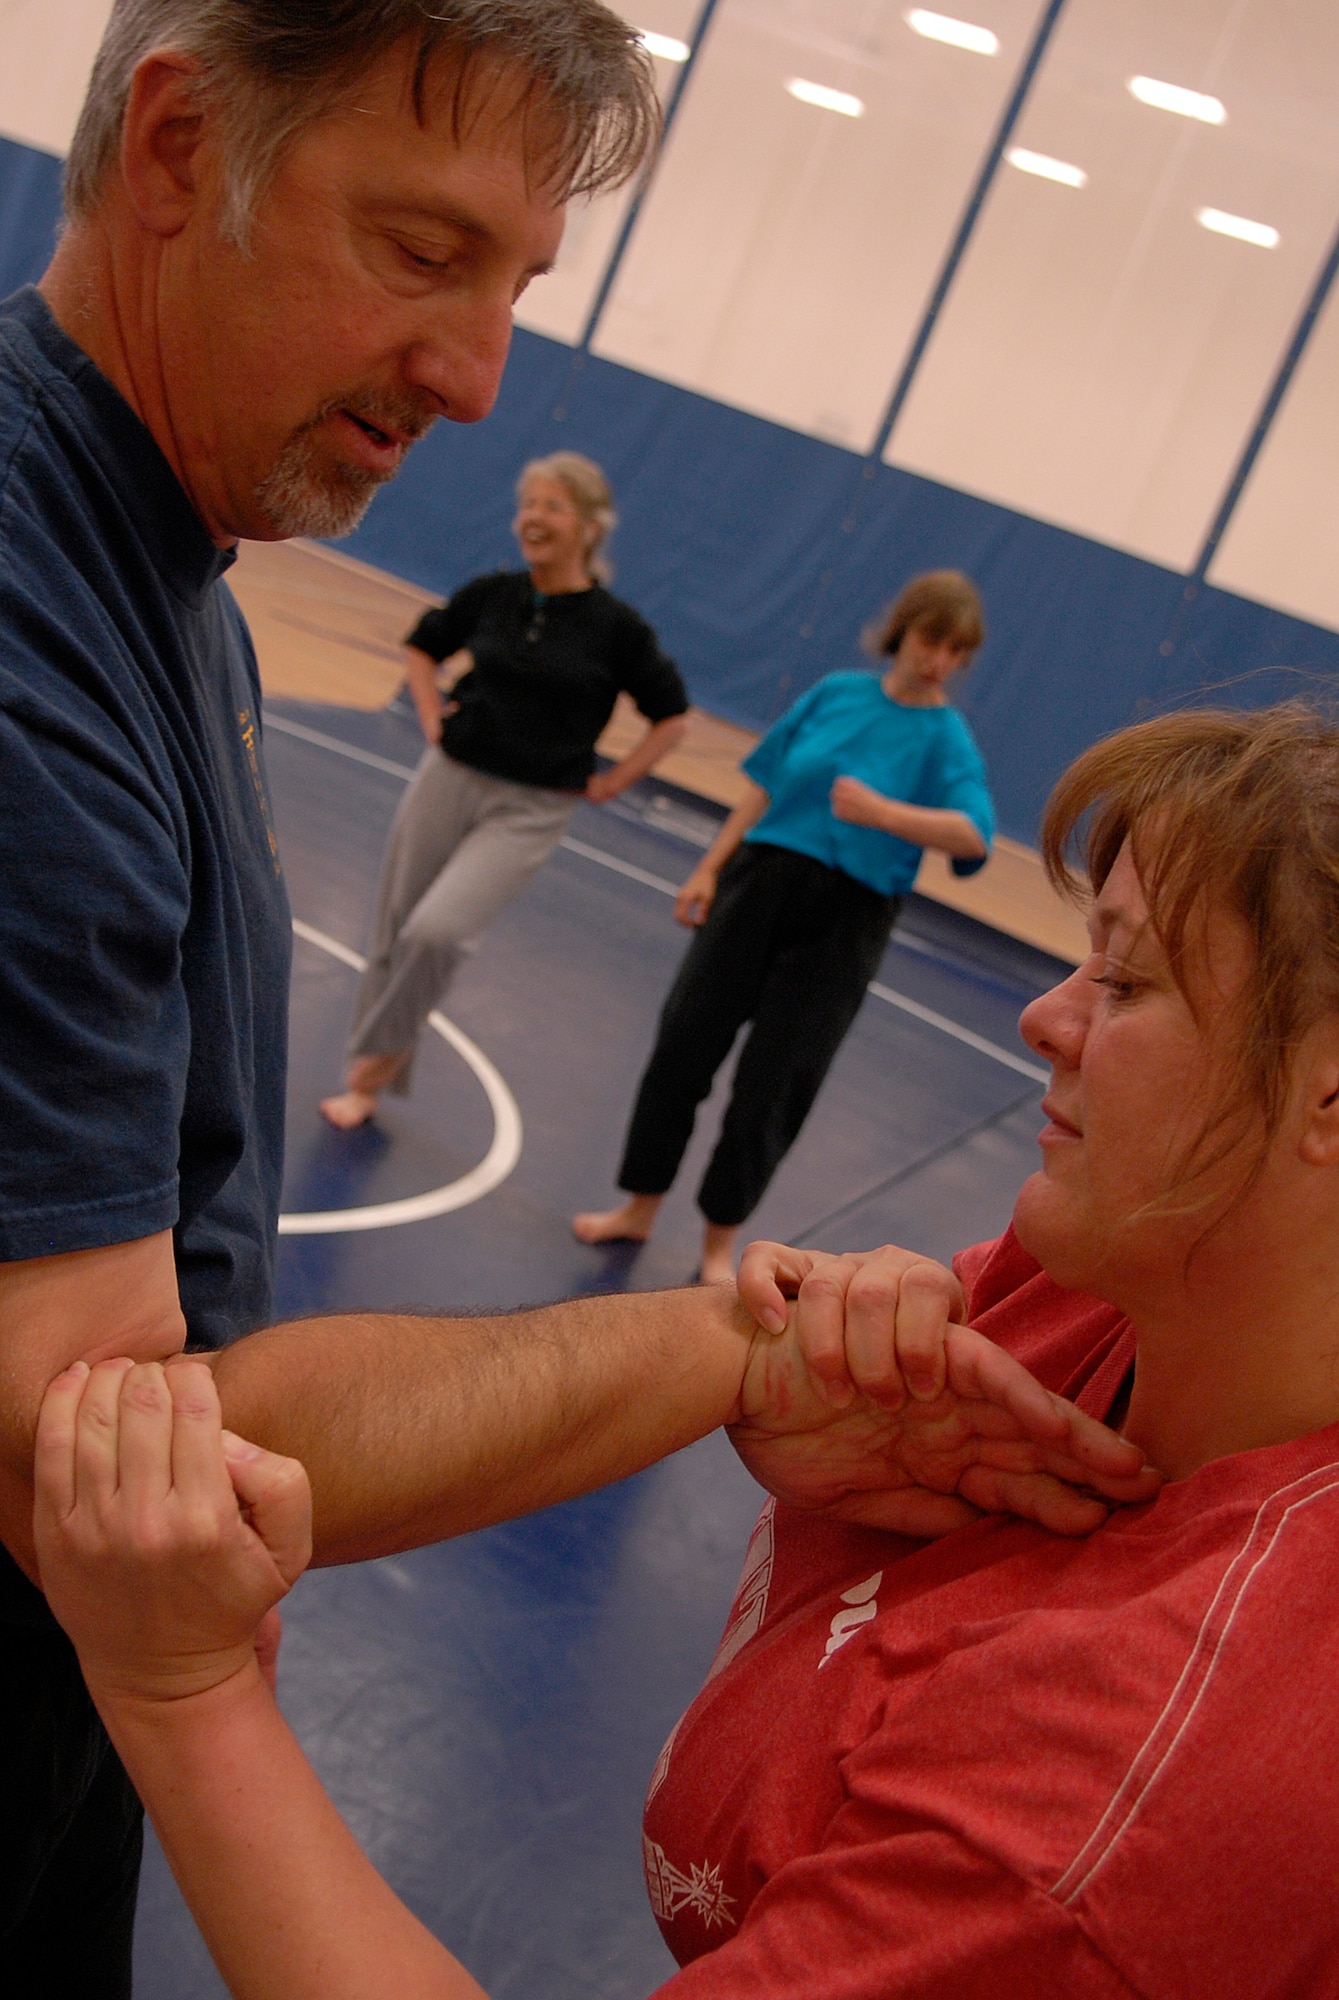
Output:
[347, 750, 575, 1093]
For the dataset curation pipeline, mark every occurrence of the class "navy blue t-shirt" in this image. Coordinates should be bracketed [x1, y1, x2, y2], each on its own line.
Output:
[0, 287, 291, 1625]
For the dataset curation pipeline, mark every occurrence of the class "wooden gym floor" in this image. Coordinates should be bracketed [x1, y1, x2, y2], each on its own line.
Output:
[228, 537, 1090, 965]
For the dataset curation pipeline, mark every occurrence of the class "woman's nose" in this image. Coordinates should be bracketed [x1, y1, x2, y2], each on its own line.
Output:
[1020, 965, 1092, 1067]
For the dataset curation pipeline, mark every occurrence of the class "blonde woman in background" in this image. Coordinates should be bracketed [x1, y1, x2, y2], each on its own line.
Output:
[322, 453, 689, 1129]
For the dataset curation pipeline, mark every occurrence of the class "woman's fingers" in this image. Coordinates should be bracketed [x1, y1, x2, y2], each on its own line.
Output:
[793, 1261, 861, 1406]
[839, 1485, 983, 1537]
[115, 1362, 180, 1515]
[221, 1434, 313, 1588]
[960, 1463, 1110, 1536]
[33, 1360, 91, 1524]
[736, 1239, 812, 1336]
[840, 1260, 909, 1408]
[166, 1360, 233, 1506]
[943, 1325, 1072, 1441]
[855, 1255, 965, 1403]
[73, 1356, 137, 1511]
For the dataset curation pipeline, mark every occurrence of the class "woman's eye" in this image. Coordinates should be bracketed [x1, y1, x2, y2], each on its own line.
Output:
[1092, 973, 1138, 1001]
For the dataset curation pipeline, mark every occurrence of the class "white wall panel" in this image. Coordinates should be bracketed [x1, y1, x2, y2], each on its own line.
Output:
[512, 1, 701, 346]
[592, 0, 1050, 451]
[887, 0, 1339, 571]
[0, 0, 112, 159]
[1208, 275, 1339, 632]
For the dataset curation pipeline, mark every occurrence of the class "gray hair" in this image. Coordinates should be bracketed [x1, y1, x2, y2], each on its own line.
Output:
[65, 0, 659, 244]
[519, 450, 617, 582]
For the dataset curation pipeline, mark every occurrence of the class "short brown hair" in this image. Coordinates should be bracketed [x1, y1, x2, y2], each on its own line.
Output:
[66, 0, 659, 243]
[518, 452, 617, 584]
[1041, 703, 1339, 1176]
[863, 570, 984, 660]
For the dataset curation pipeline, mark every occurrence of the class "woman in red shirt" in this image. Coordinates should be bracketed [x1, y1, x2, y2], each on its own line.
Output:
[36, 703, 1339, 1997]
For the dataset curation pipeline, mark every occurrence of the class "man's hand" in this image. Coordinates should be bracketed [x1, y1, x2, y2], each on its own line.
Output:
[34, 1357, 310, 1705]
[732, 1242, 1160, 1537]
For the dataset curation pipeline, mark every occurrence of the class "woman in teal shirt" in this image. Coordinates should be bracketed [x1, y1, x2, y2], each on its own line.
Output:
[575, 571, 995, 1283]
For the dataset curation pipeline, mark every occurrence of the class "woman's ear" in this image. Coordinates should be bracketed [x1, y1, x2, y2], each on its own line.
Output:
[1297, 1019, 1339, 1166]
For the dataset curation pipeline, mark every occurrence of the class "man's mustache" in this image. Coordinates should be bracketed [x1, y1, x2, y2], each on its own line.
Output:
[302, 392, 439, 449]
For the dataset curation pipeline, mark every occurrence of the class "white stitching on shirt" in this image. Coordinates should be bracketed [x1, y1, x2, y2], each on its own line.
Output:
[1052, 1462, 1339, 1906]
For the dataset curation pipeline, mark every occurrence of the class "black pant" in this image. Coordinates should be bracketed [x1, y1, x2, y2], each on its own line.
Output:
[619, 843, 900, 1226]
[0, 1625, 143, 1998]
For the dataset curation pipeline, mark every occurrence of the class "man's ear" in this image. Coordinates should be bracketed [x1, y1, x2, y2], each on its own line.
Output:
[118, 53, 210, 238]
[1297, 1017, 1339, 1166]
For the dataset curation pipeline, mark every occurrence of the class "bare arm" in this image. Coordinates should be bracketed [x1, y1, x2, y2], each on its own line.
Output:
[35, 1359, 486, 2000]
[0, 1239, 751, 1581]
[585, 712, 689, 804]
[830, 776, 987, 860]
[0, 1232, 185, 1581]
[206, 1286, 754, 1567]
[403, 646, 473, 746]
[7, 1232, 1156, 1597]
[674, 778, 771, 926]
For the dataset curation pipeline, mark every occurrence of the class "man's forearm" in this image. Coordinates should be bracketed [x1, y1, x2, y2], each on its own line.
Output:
[207, 1286, 753, 1566]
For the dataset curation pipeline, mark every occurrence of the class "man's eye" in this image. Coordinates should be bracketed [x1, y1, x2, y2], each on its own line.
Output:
[396, 242, 450, 272]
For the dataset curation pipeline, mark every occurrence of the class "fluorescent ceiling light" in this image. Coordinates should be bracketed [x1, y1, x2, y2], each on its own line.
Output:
[905, 9, 999, 55]
[1197, 206, 1279, 249]
[638, 29, 689, 62]
[1128, 75, 1226, 124]
[1007, 146, 1087, 188]
[786, 78, 865, 117]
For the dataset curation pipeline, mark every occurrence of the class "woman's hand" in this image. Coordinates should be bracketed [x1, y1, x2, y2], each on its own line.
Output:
[732, 1241, 1161, 1537]
[415, 703, 443, 748]
[584, 768, 623, 804]
[830, 775, 893, 829]
[33, 1357, 311, 1706]
[675, 863, 719, 927]
[737, 1240, 965, 1401]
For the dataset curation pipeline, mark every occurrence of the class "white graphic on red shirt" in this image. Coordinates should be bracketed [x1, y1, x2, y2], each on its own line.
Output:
[706, 1498, 776, 1684]
[643, 1835, 738, 1931]
[819, 1570, 883, 1668]
[645, 1502, 777, 1814]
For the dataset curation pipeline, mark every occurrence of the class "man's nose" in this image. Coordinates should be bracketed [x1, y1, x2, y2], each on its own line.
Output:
[402, 298, 514, 425]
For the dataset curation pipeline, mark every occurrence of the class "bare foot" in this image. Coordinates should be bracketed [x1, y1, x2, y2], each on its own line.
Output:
[320, 1090, 379, 1130]
[698, 1222, 739, 1287]
[319, 1054, 404, 1130]
[572, 1194, 663, 1245]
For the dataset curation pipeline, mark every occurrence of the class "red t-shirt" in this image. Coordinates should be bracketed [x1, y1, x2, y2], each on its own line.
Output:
[644, 1229, 1339, 1997]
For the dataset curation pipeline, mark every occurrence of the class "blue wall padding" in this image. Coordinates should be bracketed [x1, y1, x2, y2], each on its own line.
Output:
[0, 133, 63, 296]
[2, 129, 1337, 842]
[341, 327, 1339, 842]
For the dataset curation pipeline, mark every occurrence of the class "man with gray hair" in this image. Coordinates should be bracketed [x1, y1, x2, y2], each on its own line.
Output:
[0, 3, 1151, 1990]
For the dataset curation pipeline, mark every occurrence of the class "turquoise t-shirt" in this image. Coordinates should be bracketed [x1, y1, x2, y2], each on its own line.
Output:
[742, 671, 994, 897]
